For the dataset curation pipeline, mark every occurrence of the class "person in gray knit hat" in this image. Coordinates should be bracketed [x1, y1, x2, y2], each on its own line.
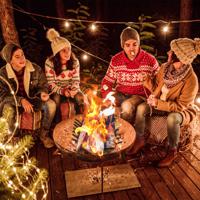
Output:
[0, 43, 56, 148]
[128, 38, 199, 167]
[101, 27, 159, 125]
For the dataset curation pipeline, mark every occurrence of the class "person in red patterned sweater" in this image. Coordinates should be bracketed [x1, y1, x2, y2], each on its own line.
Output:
[101, 27, 159, 123]
[45, 28, 86, 122]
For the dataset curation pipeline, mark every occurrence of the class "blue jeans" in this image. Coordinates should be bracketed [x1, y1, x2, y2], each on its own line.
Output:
[2, 99, 56, 132]
[134, 102, 183, 148]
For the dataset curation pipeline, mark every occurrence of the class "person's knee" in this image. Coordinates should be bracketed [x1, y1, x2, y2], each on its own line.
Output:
[136, 103, 149, 117]
[45, 99, 56, 115]
[167, 112, 182, 126]
[120, 101, 134, 121]
[121, 100, 135, 114]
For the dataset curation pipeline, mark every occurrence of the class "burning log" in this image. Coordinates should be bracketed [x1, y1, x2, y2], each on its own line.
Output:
[71, 92, 124, 157]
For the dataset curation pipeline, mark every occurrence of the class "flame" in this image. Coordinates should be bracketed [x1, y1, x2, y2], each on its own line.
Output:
[75, 92, 116, 156]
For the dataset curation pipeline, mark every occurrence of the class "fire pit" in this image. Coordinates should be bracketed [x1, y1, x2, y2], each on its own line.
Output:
[53, 94, 139, 198]
[53, 115, 139, 198]
[53, 114, 136, 162]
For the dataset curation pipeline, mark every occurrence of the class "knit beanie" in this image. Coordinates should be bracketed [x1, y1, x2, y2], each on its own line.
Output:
[120, 27, 140, 48]
[170, 38, 200, 64]
[46, 28, 71, 56]
[1, 43, 21, 63]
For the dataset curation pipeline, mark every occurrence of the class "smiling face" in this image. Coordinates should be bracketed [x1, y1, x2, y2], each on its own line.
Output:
[59, 46, 71, 64]
[10, 48, 26, 72]
[123, 39, 140, 61]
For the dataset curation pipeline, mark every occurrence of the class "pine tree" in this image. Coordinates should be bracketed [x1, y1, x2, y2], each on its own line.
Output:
[0, 116, 48, 200]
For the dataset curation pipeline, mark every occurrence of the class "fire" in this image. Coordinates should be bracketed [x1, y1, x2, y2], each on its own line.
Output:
[75, 92, 116, 156]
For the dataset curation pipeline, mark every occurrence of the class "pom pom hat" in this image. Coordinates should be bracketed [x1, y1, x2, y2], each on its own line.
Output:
[170, 38, 200, 64]
[46, 28, 71, 56]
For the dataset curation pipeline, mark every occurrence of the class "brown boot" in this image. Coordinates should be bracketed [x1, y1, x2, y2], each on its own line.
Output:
[126, 136, 145, 156]
[40, 129, 55, 148]
[158, 148, 177, 168]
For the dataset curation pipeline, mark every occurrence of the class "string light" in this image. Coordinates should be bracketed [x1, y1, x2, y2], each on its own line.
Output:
[11, 5, 200, 25]
[64, 21, 70, 28]
[89, 23, 97, 32]
[82, 53, 89, 61]
[0, 75, 48, 199]
[162, 25, 169, 33]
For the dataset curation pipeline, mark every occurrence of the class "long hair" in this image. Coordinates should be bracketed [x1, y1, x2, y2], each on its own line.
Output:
[171, 51, 180, 63]
[50, 52, 75, 76]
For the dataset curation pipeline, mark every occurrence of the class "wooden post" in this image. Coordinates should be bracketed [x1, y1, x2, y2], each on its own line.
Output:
[0, 0, 19, 44]
[179, 0, 192, 37]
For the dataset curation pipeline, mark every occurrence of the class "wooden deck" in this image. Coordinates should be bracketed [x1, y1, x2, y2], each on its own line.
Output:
[32, 133, 200, 200]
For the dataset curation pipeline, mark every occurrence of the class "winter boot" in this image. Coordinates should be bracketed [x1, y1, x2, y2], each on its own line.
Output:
[158, 148, 177, 168]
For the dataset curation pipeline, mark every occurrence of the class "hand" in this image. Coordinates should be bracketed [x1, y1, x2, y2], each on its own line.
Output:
[21, 98, 33, 113]
[40, 92, 49, 102]
[64, 89, 71, 97]
[70, 90, 78, 98]
[147, 94, 158, 107]
[101, 99, 112, 109]
[141, 72, 147, 81]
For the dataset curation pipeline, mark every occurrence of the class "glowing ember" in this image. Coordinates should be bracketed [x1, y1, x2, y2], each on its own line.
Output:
[74, 92, 120, 156]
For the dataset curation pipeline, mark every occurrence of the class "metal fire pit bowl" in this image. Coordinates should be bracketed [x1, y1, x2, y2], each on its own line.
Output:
[53, 115, 136, 162]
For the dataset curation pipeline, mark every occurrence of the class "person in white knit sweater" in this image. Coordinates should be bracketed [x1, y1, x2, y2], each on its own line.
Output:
[45, 28, 85, 122]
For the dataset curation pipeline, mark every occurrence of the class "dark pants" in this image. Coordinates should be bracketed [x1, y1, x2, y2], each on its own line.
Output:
[114, 92, 145, 123]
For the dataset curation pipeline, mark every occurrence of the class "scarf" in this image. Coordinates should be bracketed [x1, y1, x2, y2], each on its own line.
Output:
[163, 62, 190, 88]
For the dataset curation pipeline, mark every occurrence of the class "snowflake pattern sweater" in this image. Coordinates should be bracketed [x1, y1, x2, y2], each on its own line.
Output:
[45, 57, 80, 95]
[101, 49, 159, 98]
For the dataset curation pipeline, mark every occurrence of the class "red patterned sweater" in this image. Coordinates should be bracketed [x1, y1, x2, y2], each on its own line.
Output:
[101, 49, 159, 98]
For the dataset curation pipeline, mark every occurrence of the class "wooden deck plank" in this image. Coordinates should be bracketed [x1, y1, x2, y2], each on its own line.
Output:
[135, 169, 160, 200]
[36, 142, 52, 200]
[33, 139, 200, 200]
[112, 191, 130, 200]
[191, 147, 200, 160]
[48, 147, 68, 200]
[126, 188, 145, 200]
[157, 167, 191, 200]
[143, 167, 176, 200]
[182, 150, 200, 174]
[98, 192, 114, 200]
[177, 154, 200, 190]
[168, 162, 200, 200]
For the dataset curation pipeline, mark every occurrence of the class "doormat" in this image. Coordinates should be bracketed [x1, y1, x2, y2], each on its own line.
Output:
[65, 163, 141, 198]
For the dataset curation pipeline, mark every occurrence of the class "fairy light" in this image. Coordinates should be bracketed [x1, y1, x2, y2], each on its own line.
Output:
[162, 24, 169, 33]
[15, 122, 19, 127]
[0, 75, 49, 199]
[90, 23, 97, 32]
[82, 53, 89, 61]
[64, 21, 70, 28]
